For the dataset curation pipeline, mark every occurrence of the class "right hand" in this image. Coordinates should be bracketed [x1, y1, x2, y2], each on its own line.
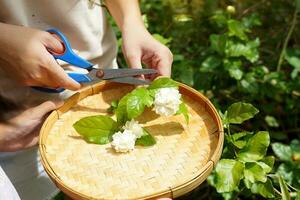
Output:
[0, 23, 80, 90]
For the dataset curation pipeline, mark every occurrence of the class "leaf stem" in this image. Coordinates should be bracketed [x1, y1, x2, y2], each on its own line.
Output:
[276, 8, 298, 72]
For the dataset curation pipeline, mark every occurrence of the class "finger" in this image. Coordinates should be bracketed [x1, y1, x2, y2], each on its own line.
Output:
[126, 53, 143, 69]
[125, 53, 146, 79]
[0, 129, 39, 152]
[42, 32, 64, 54]
[43, 52, 81, 90]
[155, 49, 173, 77]
[28, 100, 63, 118]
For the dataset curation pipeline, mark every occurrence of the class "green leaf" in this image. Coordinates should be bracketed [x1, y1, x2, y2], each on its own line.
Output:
[296, 191, 300, 200]
[238, 131, 270, 162]
[148, 77, 178, 90]
[227, 19, 249, 41]
[278, 174, 291, 200]
[297, 0, 300, 12]
[173, 64, 194, 86]
[244, 162, 267, 183]
[215, 159, 244, 193]
[265, 115, 279, 127]
[135, 129, 156, 146]
[176, 101, 189, 123]
[200, 56, 222, 72]
[242, 13, 262, 28]
[225, 38, 260, 63]
[107, 100, 119, 113]
[251, 178, 275, 198]
[210, 34, 227, 55]
[116, 95, 129, 125]
[284, 49, 300, 79]
[116, 88, 153, 124]
[239, 73, 259, 94]
[73, 115, 118, 144]
[226, 102, 259, 124]
[126, 88, 153, 119]
[257, 156, 275, 173]
[152, 33, 172, 46]
[223, 59, 243, 80]
[272, 142, 292, 161]
[232, 132, 251, 149]
[277, 163, 294, 185]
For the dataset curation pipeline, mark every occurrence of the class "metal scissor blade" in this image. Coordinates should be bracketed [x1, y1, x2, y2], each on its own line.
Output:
[100, 68, 157, 79]
[86, 68, 158, 82]
[110, 77, 151, 85]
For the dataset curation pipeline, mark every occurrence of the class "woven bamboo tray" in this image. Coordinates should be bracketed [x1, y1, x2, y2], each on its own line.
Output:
[39, 81, 223, 200]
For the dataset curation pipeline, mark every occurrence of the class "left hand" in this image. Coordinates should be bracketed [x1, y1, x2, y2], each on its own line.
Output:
[122, 25, 173, 79]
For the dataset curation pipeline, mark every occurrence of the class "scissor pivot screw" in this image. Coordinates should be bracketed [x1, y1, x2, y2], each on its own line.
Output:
[96, 70, 104, 78]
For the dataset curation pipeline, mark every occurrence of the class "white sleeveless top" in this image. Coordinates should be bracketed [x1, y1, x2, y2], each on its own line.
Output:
[0, 1, 118, 200]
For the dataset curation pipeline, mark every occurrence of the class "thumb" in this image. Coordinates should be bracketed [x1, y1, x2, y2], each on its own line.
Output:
[42, 32, 64, 54]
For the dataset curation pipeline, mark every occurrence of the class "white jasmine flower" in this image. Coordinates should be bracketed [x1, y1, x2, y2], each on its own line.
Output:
[111, 130, 136, 153]
[123, 119, 144, 139]
[153, 88, 182, 116]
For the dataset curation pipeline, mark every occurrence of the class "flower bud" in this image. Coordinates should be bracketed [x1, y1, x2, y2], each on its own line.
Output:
[226, 5, 236, 15]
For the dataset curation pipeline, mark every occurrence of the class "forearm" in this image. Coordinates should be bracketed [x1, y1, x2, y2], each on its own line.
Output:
[105, 0, 145, 32]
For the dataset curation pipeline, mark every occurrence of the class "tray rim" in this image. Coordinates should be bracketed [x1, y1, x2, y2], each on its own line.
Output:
[39, 81, 224, 200]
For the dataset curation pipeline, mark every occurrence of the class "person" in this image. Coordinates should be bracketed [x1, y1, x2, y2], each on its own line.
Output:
[0, 0, 173, 199]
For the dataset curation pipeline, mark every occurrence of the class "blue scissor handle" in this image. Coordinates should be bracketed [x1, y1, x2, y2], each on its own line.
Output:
[67, 72, 92, 83]
[47, 28, 93, 69]
[32, 72, 92, 93]
[32, 28, 95, 93]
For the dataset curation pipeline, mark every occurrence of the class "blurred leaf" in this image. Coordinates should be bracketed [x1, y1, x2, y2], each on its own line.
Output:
[240, 73, 259, 94]
[224, 59, 243, 80]
[278, 174, 291, 200]
[210, 34, 227, 55]
[296, 0, 300, 12]
[251, 178, 275, 198]
[244, 162, 267, 183]
[226, 102, 259, 124]
[227, 19, 249, 41]
[272, 143, 292, 161]
[200, 56, 222, 72]
[285, 49, 300, 79]
[175, 64, 194, 86]
[277, 163, 294, 184]
[211, 10, 228, 27]
[225, 38, 260, 63]
[152, 33, 172, 46]
[296, 192, 300, 200]
[264, 115, 279, 127]
[238, 131, 270, 162]
[242, 13, 262, 28]
[215, 159, 244, 192]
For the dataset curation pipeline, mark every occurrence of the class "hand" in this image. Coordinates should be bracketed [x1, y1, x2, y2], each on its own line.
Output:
[122, 24, 173, 78]
[0, 101, 62, 152]
[0, 23, 80, 90]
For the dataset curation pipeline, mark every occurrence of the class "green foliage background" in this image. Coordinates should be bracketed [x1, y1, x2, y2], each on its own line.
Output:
[118, 0, 299, 199]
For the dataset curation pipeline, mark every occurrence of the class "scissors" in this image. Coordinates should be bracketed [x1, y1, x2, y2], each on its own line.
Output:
[33, 28, 158, 93]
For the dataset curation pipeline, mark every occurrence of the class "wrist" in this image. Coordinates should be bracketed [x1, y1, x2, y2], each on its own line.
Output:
[121, 16, 146, 34]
